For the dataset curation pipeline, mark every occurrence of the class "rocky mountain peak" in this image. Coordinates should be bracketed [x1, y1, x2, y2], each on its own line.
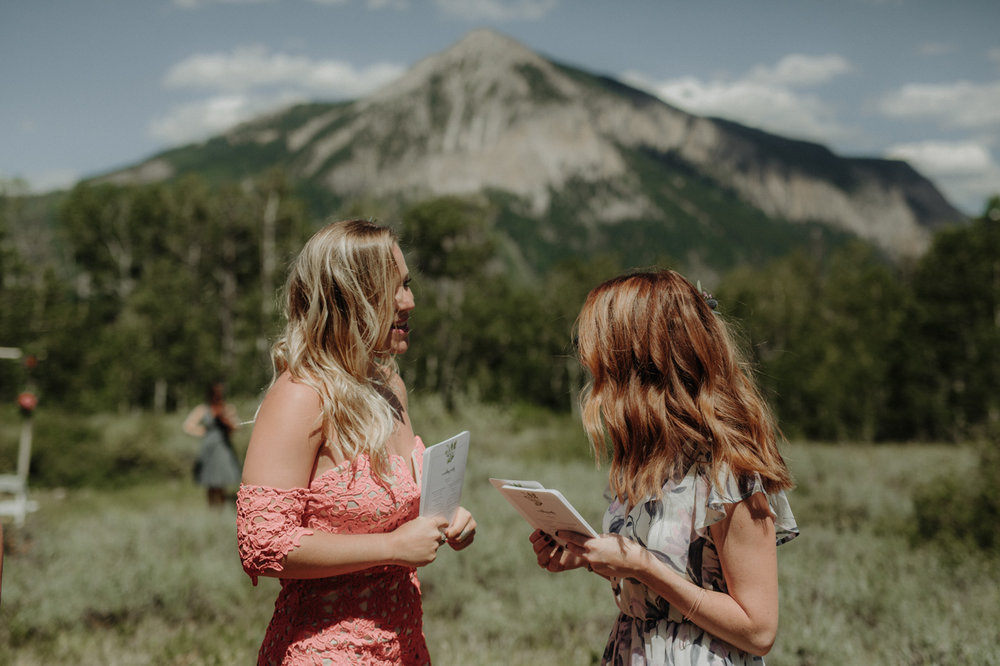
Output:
[334, 29, 619, 215]
[101, 29, 964, 261]
[367, 27, 563, 102]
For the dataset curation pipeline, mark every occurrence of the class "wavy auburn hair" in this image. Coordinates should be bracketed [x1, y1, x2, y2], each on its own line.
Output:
[270, 219, 402, 482]
[576, 270, 793, 505]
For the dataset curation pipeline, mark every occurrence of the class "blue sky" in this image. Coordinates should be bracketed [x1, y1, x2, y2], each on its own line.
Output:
[2, 0, 998, 214]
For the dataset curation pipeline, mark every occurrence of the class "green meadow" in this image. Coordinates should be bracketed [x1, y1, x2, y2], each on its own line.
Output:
[2, 397, 998, 665]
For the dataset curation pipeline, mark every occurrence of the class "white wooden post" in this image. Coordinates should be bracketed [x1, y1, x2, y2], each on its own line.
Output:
[0, 347, 40, 526]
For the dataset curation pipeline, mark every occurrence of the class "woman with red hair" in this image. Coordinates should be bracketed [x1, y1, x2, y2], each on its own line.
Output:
[531, 270, 798, 665]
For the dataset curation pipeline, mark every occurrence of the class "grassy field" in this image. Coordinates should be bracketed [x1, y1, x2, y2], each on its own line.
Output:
[2, 396, 999, 665]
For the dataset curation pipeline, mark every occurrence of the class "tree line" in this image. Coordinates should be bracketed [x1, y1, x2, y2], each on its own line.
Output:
[1, 174, 997, 442]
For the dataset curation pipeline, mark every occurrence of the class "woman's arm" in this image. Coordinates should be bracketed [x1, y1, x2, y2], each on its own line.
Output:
[561, 492, 779, 656]
[182, 405, 207, 437]
[239, 372, 449, 580]
[218, 402, 239, 431]
[251, 515, 451, 579]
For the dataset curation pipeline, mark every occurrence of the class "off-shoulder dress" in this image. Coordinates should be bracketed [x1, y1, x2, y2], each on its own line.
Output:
[236, 437, 429, 666]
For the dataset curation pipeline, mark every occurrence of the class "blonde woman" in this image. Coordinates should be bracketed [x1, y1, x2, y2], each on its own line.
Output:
[237, 219, 476, 665]
[530, 270, 798, 665]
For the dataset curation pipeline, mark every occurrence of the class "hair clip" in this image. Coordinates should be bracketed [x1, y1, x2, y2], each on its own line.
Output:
[696, 280, 719, 312]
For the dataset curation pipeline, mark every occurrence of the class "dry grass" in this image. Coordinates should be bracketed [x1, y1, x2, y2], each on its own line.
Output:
[2, 399, 997, 664]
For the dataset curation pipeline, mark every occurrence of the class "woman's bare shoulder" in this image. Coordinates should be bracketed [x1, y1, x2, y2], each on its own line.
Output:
[243, 372, 324, 487]
[267, 371, 321, 406]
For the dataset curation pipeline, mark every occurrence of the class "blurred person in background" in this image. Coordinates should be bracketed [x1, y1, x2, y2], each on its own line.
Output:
[183, 382, 241, 507]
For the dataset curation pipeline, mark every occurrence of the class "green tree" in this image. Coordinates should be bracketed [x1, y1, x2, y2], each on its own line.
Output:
[809, 242, 907, 440]
[889, 196, 1000, 440]
[401, 196, 499, 408]
[541, 254, 622, 413]
[460, 273, 565, 408]
[719, 242, 906, 441]
[718, 251, 823, 438]
[208, 171, 310, 396]
[53, 174, 310, 411]
[0, 179, 36, 398]
[57, 182, 154, 410]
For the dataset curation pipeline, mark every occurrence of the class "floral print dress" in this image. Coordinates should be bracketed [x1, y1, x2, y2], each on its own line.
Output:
[601, 463, 799, 666]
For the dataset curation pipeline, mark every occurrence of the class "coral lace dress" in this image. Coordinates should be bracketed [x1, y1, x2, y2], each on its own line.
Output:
[236, 437, 430, 666]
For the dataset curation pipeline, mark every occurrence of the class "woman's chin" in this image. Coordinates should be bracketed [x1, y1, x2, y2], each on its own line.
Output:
[388, 331, 409, 355]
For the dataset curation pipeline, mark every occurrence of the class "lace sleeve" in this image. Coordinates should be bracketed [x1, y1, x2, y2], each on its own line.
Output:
[236, 484, 316, 585]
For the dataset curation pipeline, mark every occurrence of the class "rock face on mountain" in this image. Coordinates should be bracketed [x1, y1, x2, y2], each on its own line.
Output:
[107, 29, 962, 260]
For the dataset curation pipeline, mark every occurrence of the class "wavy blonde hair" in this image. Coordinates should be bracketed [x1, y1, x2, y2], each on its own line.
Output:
[576, 270, 793, 505]
[271, 219, 402, 482]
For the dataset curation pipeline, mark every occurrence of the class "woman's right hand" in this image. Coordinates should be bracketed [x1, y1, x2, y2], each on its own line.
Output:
[389, 515, 450, 568]
[529, 529, 588, 573]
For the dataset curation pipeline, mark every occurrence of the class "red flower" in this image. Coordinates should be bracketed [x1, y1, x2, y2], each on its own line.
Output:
[17, 391, 38, 413]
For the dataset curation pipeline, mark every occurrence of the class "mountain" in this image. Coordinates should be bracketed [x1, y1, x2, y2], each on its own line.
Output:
[99, 29, 964, 269]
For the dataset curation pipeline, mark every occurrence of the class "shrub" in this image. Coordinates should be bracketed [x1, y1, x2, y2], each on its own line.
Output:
[912, 438, 1000, 554]
[5, 408, 190, 489]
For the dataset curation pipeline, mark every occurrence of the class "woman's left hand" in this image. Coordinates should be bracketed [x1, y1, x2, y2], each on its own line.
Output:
[444, 506, 477, 551]
[558, 531, 646, 579]
[529, 529, 588, 572]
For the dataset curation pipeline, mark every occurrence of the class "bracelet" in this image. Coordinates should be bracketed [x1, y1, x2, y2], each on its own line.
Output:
[683, 587, 707, 622]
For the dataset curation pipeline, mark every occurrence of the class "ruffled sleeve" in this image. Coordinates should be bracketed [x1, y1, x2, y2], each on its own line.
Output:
[692, 467, 800, 546]
[236, 484, 316, 585]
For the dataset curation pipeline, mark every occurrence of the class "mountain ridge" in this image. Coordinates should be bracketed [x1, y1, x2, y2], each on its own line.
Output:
[99, 28, 964, 264]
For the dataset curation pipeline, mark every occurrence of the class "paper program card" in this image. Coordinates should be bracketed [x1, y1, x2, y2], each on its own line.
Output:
[489, 478, 598, 544]
[418, 431, 470, 523]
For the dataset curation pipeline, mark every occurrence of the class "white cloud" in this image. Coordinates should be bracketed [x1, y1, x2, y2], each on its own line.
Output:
[1, 168, 79, 193]
[163, 46, 405, 97]
[153, 46, 405, 144]
[31, 169, 80, 192]
[874, 79, 1000, 213]
[747, 54, 851, 87]
[175, 0, 410, 9]
[622, 53, 853, 145]
[308, 0, 554, 13]
[149, 92, 312, 144]
[917, 42, 954, 57]
[878, 81, 1000, 129]
[307, 0, 405, 6]
[886, 140, 1000, 214]
[886, 140, 994, 174]
[936, 168, 999, 215]
[149, 94, 267, 144]
[432, 0, 558, 21]
[174, 0, 275, 8]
